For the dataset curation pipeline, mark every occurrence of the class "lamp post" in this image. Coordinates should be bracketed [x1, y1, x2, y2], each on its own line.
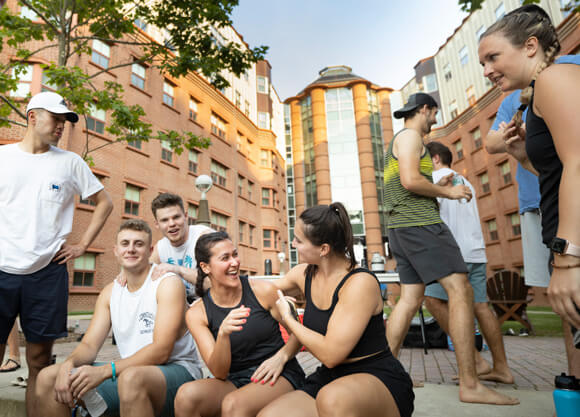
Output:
[195, 175, 212, 227]
[277, 251, 286, 275]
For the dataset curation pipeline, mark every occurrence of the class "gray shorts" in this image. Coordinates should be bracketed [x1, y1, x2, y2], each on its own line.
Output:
[425, 262, 488, 303]
[388, 223, 467, 286]
[520, 211, 551, 287]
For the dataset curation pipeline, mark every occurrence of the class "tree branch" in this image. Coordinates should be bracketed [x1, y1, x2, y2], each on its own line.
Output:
[0, 117, 27, 127]
[19, 0, 60, 36]
[0, 95, 26, 119]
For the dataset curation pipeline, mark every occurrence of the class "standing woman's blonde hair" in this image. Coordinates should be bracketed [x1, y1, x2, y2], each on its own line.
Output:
[480, 4, 561, 127]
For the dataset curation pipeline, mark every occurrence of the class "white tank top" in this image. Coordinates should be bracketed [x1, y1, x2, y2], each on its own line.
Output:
[109, 265, 202, 378]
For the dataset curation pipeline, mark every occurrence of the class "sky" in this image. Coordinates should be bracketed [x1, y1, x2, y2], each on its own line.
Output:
[231, 0, 469, 101]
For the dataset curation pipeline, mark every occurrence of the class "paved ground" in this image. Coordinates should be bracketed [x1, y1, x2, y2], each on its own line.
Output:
[0, 316, 565, 416]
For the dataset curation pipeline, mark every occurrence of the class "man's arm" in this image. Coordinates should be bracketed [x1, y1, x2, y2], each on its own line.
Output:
[152, 261, 198, 284]
[54, 189, 113, 264]
[397, 130, 471, 201]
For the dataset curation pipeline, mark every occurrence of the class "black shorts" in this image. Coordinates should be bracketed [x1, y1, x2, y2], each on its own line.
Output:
[0, 262, 68, 343]
[301, 350, 414, 417]
[227, 357, 305, 389]
[388, 223, 467, 286]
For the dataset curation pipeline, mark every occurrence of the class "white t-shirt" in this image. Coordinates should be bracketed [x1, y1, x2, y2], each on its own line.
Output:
[432, 167, 487, 263]
[0, 144, 103, 274]
[109, 265, 202, 379]
[157, 224, 213, 298]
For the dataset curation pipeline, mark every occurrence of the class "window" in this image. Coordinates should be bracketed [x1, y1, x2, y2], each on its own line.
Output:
[239, 221, 245, 243]
[244, 100, 250, 117]
[20, 5, 39, 20]
[211, 113, 227, 139]
[449, 100, 458, 119]
[249, 224, 255, 246]
[476, 25, 486, 41]
[73, 253, 96, 287]
[87, 104, 106, 134]
[495, 2, 505, 20]
[188, 150, 198, 174]
[235, 90, 241, 108]
[163, 81, 175, 107]
[479, 172, 490, 194]
[131, 63, 146, 90]
[487, 219, 499, 241]
[41, 71, 57, 92]
[257, 75, 268, 94]
[423, 73, 437, 93]
[161, 140, 173, 163]
[472, 127, 482, 149]
[248, 181, 254, 201]
[80, 175, 104, 206]
[134, 18, 147, 31]
[238, 175, 244, 196]
[258, 112, 270, 129]
[459, 45, 469, 66]
[91, 40, 110, 68]
[211, 212, 228, 232]
[11, 64, 33, 97]
[127, 135, 142, 150]
[509, 213, 521, 236]
[263, 229, 278, 249]
[454, 140, 463, 160]
[443, 63, 452, 81]
[187, 204, 197, 226]
[260, 149, 272, 167]
[236, 132, 244, 152]
[189, 98, 198, 121]
[466, 85, 476, 106]
[124, 184, 141, 216]
[500, 161, 512, 185]
[262, 188, 271, 206]
[210, 160, 227, 187]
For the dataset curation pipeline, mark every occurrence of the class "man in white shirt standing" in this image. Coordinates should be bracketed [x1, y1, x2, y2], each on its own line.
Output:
[0, 92, 113, 415]
[424, 141, 514, 384]
[150, 193, 213, 302]
[36, 219, 202, 417]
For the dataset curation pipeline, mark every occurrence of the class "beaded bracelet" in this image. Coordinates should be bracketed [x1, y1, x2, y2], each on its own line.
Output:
[111, 361, 116, 382]
[550, 260, 580, 269]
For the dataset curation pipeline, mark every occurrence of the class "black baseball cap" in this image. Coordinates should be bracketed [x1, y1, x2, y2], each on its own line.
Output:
[394, 93, 438, 119]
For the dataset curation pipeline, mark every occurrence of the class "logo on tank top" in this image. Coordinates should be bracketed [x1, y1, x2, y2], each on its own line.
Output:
[138, 312, 155, 334]
[167, 255, 193, 268]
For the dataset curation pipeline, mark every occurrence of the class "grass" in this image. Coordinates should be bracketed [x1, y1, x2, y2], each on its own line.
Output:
[384, 305, 564, 338]
[68, 311, 93, 316]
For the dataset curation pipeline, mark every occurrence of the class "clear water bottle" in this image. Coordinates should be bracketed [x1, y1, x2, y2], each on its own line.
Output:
[553, 373, 580, 417]
[451, 174, 467, 204]
[81, 388, 108, 417]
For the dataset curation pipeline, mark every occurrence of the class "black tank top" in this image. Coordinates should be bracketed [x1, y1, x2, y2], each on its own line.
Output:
[302, 267, 390, 359]
[202, 276, 284, 373]
[525, 81, 562, 245]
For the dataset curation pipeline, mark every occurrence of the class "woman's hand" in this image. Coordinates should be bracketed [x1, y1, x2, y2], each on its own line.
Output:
[251, 350, 289, 386]
[218, 305, 250, 337]
[276, 290, 297, 322]
[548, 267, 580, 328]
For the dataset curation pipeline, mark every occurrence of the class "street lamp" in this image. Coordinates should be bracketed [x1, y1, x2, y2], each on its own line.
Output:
[277, 251, 286, 275]
[195, 174, 212, 227]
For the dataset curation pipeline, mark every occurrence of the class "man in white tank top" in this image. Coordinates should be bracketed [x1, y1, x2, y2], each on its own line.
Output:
[35, 220, 201, 417]
[150, 193, 213, 302]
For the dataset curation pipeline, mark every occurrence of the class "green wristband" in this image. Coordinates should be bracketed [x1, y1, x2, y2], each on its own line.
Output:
[111, 361, 116, 382]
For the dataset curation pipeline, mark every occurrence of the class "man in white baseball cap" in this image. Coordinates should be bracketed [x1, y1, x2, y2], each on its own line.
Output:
[0, 92, 113, 416]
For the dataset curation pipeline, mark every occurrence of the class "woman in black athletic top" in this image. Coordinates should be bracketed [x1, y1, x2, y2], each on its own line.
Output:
[258, 202, 413, 417]
[174, 232, 304, 417]
[479, 5, 580, 331]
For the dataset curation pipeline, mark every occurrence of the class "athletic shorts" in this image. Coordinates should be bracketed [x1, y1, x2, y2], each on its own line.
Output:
[0, 262, 68, 343]
[227, 357, 305, 389]
[425, 263, 488, 303]
[520, 211, 551, 287]
[96, 362, 195, 417]
[388, 223, 468, 286]
[301, 350, 414, 417]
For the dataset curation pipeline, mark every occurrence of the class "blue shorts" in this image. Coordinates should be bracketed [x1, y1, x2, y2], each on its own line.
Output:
[424, 263, 488, 303]
[0, 262, 68, 343]
[96, 362, 195, 417]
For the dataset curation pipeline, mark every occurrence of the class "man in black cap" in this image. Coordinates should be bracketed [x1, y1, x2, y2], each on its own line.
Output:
[0, 92, 113, 415]
[384, 93, 518, 405]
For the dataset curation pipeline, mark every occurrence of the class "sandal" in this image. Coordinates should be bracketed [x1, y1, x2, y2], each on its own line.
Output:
[0, 358, 21, 372]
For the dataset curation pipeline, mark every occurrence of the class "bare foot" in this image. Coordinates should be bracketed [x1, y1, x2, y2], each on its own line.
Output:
[459, 382, 520, 405]
[479, 369, 515, 384]
[451, 360, 493, 380]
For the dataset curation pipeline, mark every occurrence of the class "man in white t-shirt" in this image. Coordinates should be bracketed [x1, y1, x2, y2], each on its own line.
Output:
[0, 92, 113, 415]
[150, 193, 213, 302]
[36, 219, 201, 417]
[424, 141, 514, 384]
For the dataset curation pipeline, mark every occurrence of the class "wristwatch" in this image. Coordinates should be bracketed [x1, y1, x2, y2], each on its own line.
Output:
[550, 237, 580, 258]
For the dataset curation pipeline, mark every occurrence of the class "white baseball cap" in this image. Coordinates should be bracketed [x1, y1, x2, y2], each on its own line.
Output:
[26, 92, 79, 123]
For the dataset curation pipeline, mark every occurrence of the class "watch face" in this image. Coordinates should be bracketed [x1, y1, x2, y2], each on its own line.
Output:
[551, 237, 567, 254]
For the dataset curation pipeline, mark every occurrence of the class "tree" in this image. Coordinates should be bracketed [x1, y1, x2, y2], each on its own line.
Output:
[0, 0, 268, 160]
[458, 0, 579, 14]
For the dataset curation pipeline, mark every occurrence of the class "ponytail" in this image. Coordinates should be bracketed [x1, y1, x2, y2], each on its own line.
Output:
[194, 231, 231, 297]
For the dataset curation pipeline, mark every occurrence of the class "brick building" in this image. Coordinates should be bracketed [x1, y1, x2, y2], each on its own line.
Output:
[0, 0, 288, 311]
